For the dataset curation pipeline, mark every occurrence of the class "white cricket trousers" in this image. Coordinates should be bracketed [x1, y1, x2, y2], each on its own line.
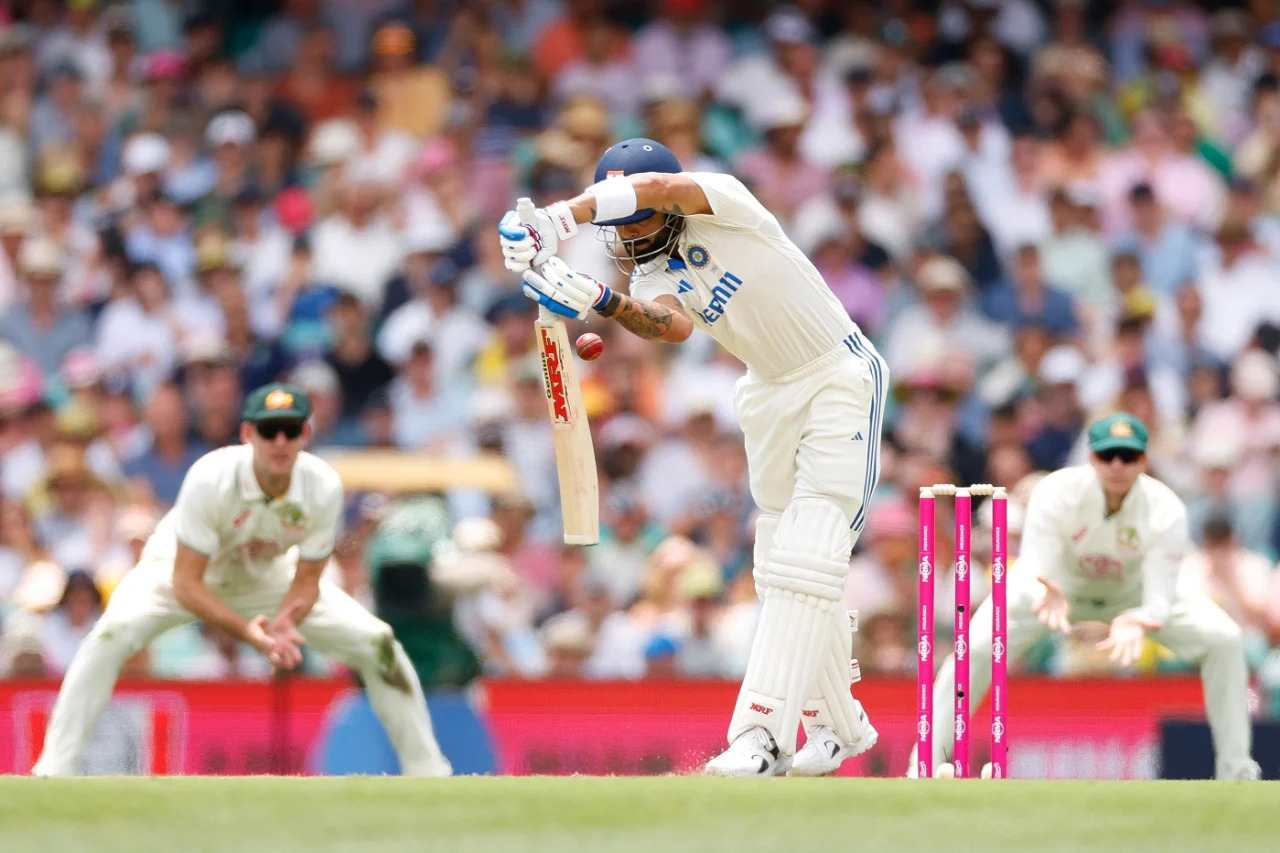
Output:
[736, 335, 886, 529]
[727, 336, 887, 754]
[924, 567, 1258, 779]
[32, 559, 448, 776]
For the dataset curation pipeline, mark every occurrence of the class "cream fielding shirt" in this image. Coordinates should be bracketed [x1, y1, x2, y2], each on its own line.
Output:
[142, 445, 344, 586]
[1016, 465, 1189, 626]
[628, 172, 865, 380]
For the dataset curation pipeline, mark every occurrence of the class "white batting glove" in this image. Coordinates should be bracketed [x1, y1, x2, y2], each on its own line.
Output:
[498, 202, 578, 273]
[521, 257, 610, 320]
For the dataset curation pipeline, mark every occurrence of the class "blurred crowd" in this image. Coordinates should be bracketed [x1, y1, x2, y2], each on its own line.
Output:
[0, 0, 1278, 713]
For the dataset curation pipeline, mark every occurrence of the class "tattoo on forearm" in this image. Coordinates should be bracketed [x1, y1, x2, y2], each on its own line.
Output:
[607, 295, 674, 339]
[657, 202, 686, 216]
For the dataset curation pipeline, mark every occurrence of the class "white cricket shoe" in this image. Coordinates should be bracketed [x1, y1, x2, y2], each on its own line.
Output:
[704, 726, 790, 777]
[788, 711, 879, 777]
[401, 753, 454, 777]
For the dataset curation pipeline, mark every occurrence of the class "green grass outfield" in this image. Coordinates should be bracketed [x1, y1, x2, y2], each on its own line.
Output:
[0, 776, 1275, 853]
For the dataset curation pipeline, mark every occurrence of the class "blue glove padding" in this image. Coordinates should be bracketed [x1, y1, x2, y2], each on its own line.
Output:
[521, 282, 580, 319]
[520, 257, 606, 321]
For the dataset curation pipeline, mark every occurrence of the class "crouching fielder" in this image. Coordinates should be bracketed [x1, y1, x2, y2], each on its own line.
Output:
[912, 413, 1260, 780]
[498, 138, 884, 776]
[32, 383, 451, 777]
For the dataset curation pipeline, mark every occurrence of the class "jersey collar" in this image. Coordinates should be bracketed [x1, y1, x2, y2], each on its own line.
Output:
[238, 450, 302, 506]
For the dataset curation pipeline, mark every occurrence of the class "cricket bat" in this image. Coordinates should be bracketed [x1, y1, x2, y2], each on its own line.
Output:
[517, 198, 600, 545]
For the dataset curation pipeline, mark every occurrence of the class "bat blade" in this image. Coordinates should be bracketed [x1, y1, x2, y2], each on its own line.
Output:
[536, 310, 600, 545]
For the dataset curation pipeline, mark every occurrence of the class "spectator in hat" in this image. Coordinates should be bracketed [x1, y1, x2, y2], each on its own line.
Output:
[27, 443, 123, 577]
[178, 334, 242, 448]
[587, 487, 666, 606]
[0, 238, 92, 377]
[368, 21, 450, 140]
[285, 359, 347, 448]
[0, 194, 36, 310]
[734, 92, 826, 227]
[883, 255, 1007, 383]
[121, 381, 208, 507]
[473, 292, 538, 389]
[311, 165, 403, 311]
[491, 489, 560, 601]
[195, 110, 258, 229]
[323, 292, 395, 421]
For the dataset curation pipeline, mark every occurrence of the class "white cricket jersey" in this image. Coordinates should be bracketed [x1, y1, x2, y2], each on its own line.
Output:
[1017, 465, 1189, 625]
[141, 444, 344, 586]
[628, 172, 865, 379]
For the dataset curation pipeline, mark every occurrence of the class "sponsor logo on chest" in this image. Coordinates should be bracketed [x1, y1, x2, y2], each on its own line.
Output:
[673, 253, 745, 327]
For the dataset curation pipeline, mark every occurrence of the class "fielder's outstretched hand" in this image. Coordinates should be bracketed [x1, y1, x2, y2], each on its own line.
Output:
[1032, 576, 1072, 635]
[268, 610, 307, 671]
[1097, 612, 1161, 668]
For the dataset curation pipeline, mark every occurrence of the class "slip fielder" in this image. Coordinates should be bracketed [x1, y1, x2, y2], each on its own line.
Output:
[32, 383, 451, 777]
[498, 138, 885, 776]
[912, 412, 1260, 780]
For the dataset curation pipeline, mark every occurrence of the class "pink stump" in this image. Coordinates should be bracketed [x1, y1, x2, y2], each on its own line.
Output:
[953, 490, 971, 778]
[990, 491, 1008, 778]
[916, 489, 935, 780]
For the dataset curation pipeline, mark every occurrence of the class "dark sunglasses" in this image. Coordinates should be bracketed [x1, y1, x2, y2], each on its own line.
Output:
[255, 420, 304, 440]
[1095, 448, 1141, 465]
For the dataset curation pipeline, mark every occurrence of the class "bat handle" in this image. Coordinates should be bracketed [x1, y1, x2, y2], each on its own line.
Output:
[517, 197, 552, 324]
[516, 197, 536, 226]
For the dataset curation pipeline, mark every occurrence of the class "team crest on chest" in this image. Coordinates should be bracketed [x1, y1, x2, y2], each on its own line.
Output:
[279, 502, 307, 530]
[1118, 525, 1141, 551]
[687, 244, 710, 268]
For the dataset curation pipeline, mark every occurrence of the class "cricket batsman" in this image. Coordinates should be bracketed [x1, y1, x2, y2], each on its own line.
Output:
[32, 383, 452, 777]
[912, 412, 1261, 780]
[498, 138, 885, 776]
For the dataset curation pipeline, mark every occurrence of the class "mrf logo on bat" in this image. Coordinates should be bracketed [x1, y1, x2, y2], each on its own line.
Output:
[539, 328, 571, 424]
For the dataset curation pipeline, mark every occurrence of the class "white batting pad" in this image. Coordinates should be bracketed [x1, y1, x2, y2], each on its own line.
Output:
[751, 512, 779, 599]
[729, 498, 852, 755]
[800, 609, 866, 746]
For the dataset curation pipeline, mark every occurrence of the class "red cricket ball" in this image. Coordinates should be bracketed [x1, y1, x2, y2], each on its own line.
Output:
[575, 332, 604, 361]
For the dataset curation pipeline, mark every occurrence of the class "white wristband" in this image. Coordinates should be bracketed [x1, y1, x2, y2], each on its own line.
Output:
[545, 200, 579, 240]
[587, 177, 639, 223]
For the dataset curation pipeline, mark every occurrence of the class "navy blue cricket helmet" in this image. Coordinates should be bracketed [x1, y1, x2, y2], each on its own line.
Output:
[592, 138, 683, 226]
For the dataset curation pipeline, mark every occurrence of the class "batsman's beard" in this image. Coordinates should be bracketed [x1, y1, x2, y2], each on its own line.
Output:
[599, 215, 683, 272]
